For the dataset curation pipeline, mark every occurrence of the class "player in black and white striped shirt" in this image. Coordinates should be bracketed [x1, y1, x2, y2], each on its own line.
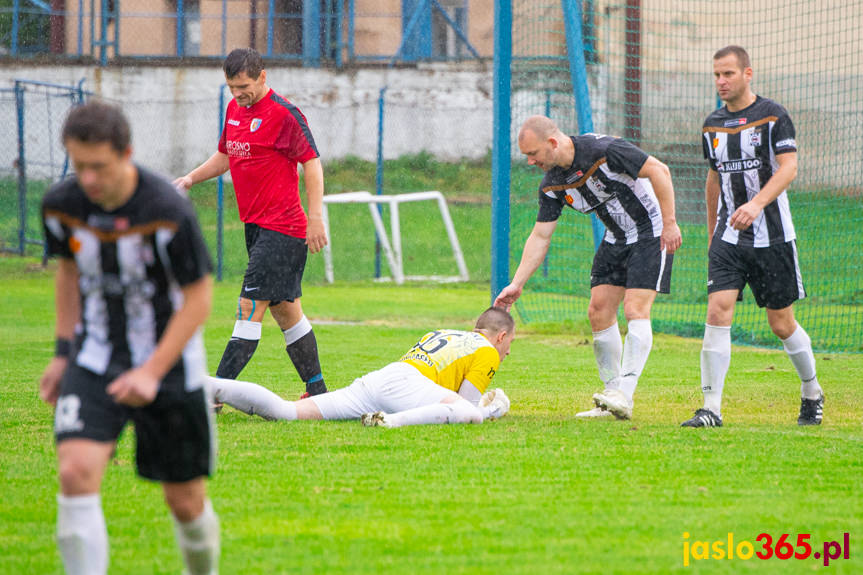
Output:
[495, 115, 682, 420]
[681, 45, 823, 428]
[40, 102, 220, 574]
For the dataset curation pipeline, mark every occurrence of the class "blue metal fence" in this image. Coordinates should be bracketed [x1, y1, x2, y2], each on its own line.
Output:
[1, 0, 482, 66]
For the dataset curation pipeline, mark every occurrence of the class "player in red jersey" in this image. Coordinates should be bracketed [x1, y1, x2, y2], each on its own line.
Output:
[175, 48, 329, 398]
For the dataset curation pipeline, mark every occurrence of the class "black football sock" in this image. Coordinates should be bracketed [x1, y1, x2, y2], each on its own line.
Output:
[283, 316, 326, 395]
[216, 320, 262, 379]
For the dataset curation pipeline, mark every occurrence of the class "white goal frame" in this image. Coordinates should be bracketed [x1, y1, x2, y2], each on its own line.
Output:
[321, 191, 469, 285]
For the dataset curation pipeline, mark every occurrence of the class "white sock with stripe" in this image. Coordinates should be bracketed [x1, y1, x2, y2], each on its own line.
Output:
[781, 324, 822, 399]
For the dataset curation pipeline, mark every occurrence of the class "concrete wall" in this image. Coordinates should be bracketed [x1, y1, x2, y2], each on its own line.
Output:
[1, 62, 495, 180]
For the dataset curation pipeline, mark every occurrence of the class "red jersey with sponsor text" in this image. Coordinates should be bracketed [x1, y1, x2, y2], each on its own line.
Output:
[218, 89, 319, 238]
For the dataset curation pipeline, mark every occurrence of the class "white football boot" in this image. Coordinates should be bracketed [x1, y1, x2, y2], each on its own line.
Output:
[592, 388, 633, 420]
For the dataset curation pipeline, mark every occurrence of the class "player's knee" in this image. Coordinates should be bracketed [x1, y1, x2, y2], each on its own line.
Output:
[57, 457, 98, 493]
[164, 489, 204, 522]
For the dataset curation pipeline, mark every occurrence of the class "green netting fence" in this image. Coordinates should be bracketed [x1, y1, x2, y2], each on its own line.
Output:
[502, 0, 863, 352]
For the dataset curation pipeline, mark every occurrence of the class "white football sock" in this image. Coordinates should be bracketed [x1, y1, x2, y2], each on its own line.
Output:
[173, 499, 220, 575]
[386, 399, 482, 427]
[592, 322, 622, 390]
[207, 377, 297, 421]
[619, 319, 653, 401]
[781, 324, 822, 399]
[701, 324, 731, 416]
[57, 493, 108, 575]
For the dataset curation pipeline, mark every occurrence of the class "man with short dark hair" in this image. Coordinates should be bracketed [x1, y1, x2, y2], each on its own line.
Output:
[681, 45, 823, 428]
[208, 308, 516, 427]
[41, 101, 219, 574]
[175, 47, 328, 399]
[495, 116, 682, 420]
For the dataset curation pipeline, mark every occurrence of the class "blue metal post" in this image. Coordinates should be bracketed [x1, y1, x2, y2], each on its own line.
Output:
[399, 0, 431, 62]
[177, 0, 185, 57]
[490, 0, 511, 303]
[374, 87, 387, 278]
[11, 0, 19, 56]
[266, 0, 274, 56]
[15, 82, 26, 255]
[99, 0, 108, 64]
[322, 0, 332, 59]
[216, 85, 226, 281]
[335, 0, 343, 67]
[303, 0, 321, 66]
[562, 0, 604, 250]
[77, 0, 84, 55]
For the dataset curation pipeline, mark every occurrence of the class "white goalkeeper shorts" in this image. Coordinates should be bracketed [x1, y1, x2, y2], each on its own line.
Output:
[310, 362, 457, 420]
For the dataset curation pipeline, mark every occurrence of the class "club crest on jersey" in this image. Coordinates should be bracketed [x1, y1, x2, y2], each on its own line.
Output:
[724, 118, 747, 127]
[749, 131, 761, 147]
[250, 118, 263, 132]
[712, 138, 719, 149]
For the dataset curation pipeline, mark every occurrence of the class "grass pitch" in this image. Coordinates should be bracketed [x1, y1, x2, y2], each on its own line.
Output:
[1, 256, 862, 574]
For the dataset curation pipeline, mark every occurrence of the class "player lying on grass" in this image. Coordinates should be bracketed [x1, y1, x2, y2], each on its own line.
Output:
[207, 307, 515, 427]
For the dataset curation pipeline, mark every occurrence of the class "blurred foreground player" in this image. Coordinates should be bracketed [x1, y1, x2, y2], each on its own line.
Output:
[40, 101, 219, 574]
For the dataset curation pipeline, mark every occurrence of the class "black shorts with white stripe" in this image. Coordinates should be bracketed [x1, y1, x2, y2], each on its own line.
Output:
[590, 236, 673, 293]
[707, 238, 806, 309]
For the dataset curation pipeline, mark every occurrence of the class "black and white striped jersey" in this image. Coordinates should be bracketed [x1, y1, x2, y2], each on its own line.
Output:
[536, 135, 664, 245]
[42, 166, 213, 390]
[702, 96, 798, 247]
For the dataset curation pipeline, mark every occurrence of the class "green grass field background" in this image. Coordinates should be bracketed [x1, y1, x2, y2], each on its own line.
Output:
[1, 256, 861, 574]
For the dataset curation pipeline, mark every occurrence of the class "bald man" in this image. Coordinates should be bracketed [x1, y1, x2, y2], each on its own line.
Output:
[495, 116, 681, 420]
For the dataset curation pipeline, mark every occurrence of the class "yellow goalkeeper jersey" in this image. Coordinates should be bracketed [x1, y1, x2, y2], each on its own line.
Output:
[399, 329, 500, 393]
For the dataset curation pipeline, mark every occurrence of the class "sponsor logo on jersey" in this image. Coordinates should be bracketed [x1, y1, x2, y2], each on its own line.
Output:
[749, 131, 761, 147]
[716, 158, 762, 173]
[227, 119, 240, 126]
[724, 118, 747, 127]
[225, 140, 252, 158]
[713, 138, 719, 149]
[250, 118, 263, 132]
[776, 138, 796, 149]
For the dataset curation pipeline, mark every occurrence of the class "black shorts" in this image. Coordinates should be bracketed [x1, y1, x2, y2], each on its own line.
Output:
[590, 237, 673, 293]
[242, 223, 307, 304]
[54, 364, 216, 483]
[707, 239, 806, 309]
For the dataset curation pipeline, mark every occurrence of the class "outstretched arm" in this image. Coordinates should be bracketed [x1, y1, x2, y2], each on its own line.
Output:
[494, 220, 557, 311]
